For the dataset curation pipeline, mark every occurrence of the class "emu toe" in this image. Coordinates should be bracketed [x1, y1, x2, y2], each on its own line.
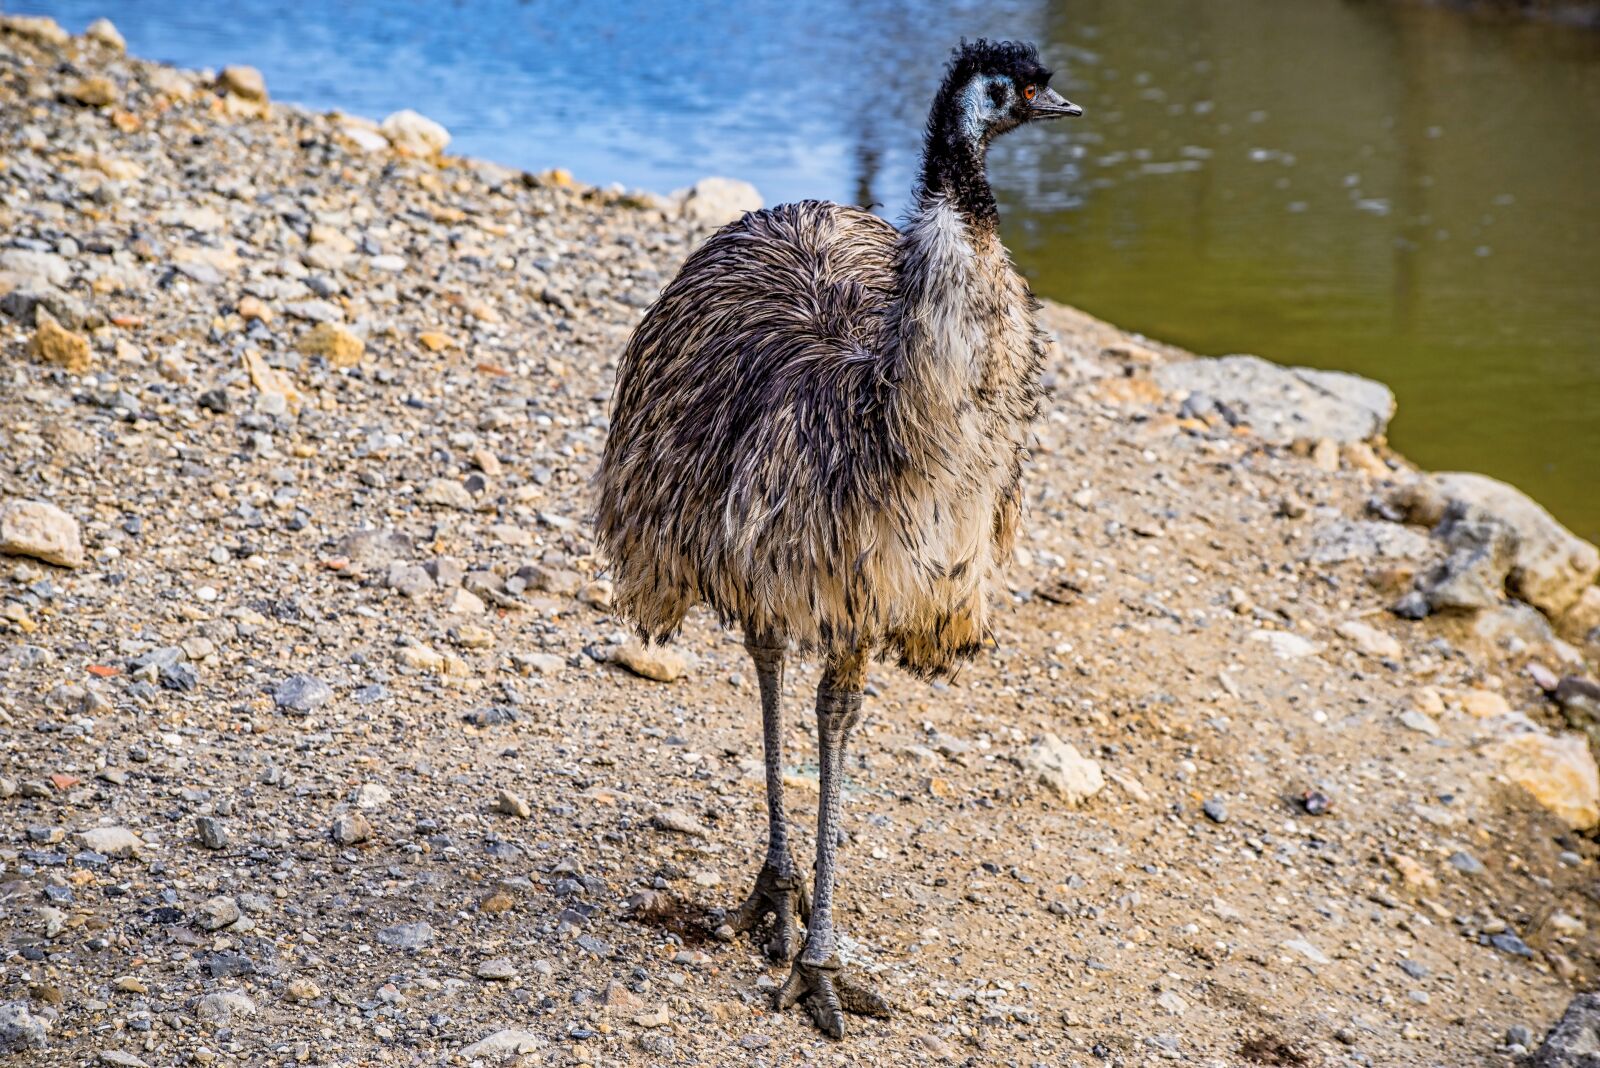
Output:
[776, 955, 891, 1039]
[731, 864, 809, 962]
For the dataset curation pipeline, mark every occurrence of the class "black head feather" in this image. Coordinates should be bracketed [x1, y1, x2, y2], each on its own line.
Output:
[917, 39, 1056, 227]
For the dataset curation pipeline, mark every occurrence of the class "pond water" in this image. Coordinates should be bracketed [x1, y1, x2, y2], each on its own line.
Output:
[33, 0, 1600, 539]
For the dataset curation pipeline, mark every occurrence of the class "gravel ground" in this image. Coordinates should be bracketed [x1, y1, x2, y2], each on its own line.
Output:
[3, 16, 1600, 1068]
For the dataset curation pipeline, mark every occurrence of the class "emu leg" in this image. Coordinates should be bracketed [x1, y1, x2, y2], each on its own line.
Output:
[777, 652, 891, 1039]
[729, 631, 806, 962]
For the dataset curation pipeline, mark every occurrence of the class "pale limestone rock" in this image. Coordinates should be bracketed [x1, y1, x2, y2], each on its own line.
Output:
[1024, 733, 1105, 806]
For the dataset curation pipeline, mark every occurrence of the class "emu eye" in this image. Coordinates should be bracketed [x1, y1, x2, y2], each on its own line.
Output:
[1023, 84, 1038, 102]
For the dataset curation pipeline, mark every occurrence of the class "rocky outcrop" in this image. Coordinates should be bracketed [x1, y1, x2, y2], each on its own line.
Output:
[1387, 473, 1599, 621]
[1155, 354, 1394, 445]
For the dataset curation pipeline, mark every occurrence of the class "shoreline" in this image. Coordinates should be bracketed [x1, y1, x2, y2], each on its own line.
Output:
[2, 14, 1599, 1065]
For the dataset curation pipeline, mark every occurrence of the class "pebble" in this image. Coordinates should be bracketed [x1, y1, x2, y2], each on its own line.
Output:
[218, 65, 267, 101]
[1399, 710, 1441, 737]
[1, 498, 85, 568]
[476, 958, 517, 981]
[376, 921, 434, 949]
[197, 895, 240, 931]
[495, 788, 532, 818]
[73, 827, 140, 857]
[274, 673, 333, 713]
[331, 813, 373, 845]
[1024, 733, 1105, 806]
[194, 816, 230, 850]
[1202, 798, 1228, 824]
[612, 639, 688, 682]
[0, 1001, 49, 1052]
[652, 808, 710, 837]
[28, 308, 93, 373]
[380, 109, 451, 156]
[285, 978, 321, 1002]
[194, 991, 255, 1023]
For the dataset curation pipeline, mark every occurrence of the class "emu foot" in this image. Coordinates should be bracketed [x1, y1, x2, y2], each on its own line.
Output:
[730, 863, 808, 962]
[776, 955, 891, 1039]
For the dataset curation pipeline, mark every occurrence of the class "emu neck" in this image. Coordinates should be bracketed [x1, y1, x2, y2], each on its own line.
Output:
[914, 110, 997, 232]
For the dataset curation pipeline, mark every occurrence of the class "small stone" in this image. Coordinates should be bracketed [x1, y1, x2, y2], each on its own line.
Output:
[612, 640, 688, 682]
[194, 816, 230, 850]
[1, 499, 85, 568]
[1390, 853, 1438, 893]
[380, 109, 451, 156]
[298, 322, 364, 367]
[1335, 619, 1402, 659]
[653, 808, 711, 837]
[194, 991, 255, 1023]
[1493, 730, 1600, 830]
[99, 1051, 148, 1068]
[1399, 710, 1440, 737]
[446, 587, 486, 616]
[218, 65, 267, 102]
[113, 976, 147, 994]
[1281, 938, 1330, 965]
[475, 958, 516, 981]
[377, 921, 434, 949]
[354, 783, 392, 810]
[1024, 733, 1105, 806]
[1447, 850, 1485, 875]
[1202, 798, 1228, 823]
[197, 895, 240, 931]
[495, 789, 532, 818]
[602, 979, 643, 1009]
[28, 308, 93, 374]
[421, 478, 476, 511]
[73, 826, 139, 857]
[237, 295, 271, 322]
[1155, 990, 1188, 1015]
[458, 1031, 543, 1059]
[331, 813, 373, 845]
[678, 177, 762, 227]
[273, 673, 332, 713]
[1461, 689, 1512, 718]
[418, 331, 454, 353]
[285, 978, 320, 1002]
[85, 18, 125, 51]
[633, 1005, 671, 1028]
[0, 14, 70, 47]
[66, 75, 117, 108]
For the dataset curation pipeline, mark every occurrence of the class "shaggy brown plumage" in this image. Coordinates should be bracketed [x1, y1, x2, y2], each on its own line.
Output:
[593, 39, 1081, 1039]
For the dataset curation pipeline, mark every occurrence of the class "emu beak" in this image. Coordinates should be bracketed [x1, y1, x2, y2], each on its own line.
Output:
[1032, 86, 1083, 120]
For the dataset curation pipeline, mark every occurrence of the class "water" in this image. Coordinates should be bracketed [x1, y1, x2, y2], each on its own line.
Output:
[30, 0, 1600, 539]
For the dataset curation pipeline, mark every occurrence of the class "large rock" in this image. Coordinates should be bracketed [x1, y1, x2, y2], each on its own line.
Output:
[1155, 355, 1394, 445]
[0, 499, 85, 567]
[459, 1030, 545, 1059]
[0, 1001, 48, 1053]
[0, 15, 70, 47]
[1023, 733, 1105, 805]
[380, 110, 450, 157]
[1414, 505, 1518, 612]
[1, 248, 72, 290]
[218, 66, 267, 102]
[29, 308, 93, 373]
[1493, 730, 1600, 831]
[678, 177, 763, 228]
[1531, 992, 1600, 1067]
[1390, 473, 1599, 618]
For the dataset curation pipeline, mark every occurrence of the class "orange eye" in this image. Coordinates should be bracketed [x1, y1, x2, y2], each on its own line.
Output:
[1023, 85, 1037, 101]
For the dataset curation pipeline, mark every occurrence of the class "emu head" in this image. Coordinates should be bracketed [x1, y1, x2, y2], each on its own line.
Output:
[934, 39, 1080, 148]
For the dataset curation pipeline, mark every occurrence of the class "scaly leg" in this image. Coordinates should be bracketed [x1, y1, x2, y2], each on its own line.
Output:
[729, 629, 807, 962]
[777, 650, 891, 1038]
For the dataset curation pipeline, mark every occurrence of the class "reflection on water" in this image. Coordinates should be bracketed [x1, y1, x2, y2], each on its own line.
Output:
[31, 0, 1600, 539]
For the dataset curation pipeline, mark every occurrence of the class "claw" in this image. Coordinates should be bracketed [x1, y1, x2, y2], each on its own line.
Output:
[729, 863, 805, 962]
[775, 956, 891, 1039]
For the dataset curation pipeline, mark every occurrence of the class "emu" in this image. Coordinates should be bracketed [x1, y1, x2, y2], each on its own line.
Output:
[595, 40, 1080, 1038]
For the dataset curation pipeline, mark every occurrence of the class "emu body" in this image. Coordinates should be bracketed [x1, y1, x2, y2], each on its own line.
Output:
[594, 40, 1079, 1039]
[597, 198, 1039, 675]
